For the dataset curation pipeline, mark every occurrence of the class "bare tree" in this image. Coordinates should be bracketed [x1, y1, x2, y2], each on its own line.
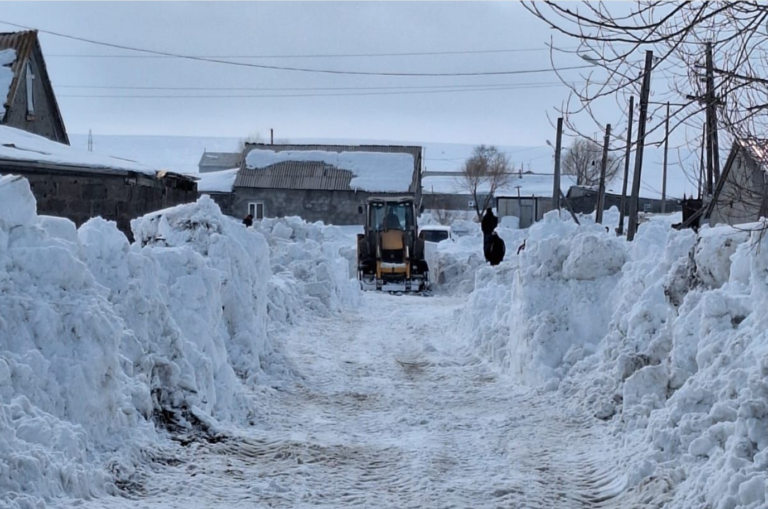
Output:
[456, 145, 512, 220]
[563, 138, 622, 186]
[522, 2, 768, 219]
[238, 132, 263, 151]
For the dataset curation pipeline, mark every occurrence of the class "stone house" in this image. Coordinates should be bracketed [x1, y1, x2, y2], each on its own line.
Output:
[0, 126, 196, 239]
[203, 143, 422, 225]
[0, 30, 68, 144]
[707, 140, 768, 226]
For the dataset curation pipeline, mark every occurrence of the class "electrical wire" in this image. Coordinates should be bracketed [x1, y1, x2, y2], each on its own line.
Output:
[56, 82, 575, 99]
[0, 19, 594, 77]
[46, 47, 579, 59]
[55, 80, 577, 91]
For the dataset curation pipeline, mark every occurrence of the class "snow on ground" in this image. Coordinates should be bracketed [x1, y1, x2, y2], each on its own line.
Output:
[4, 162, 765, 508]
[457, 206, 768, 508]
[0, 175, 359, 509]
[0, 126, 157, 175]
[245, 149, 415, 193]
[55, 293, 671, 509]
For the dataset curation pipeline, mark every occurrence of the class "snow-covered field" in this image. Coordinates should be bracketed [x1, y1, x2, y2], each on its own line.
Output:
[3, 172, 767, 508]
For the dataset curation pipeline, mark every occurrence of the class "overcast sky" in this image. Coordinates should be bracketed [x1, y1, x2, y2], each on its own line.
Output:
[1, 2, 608, 146]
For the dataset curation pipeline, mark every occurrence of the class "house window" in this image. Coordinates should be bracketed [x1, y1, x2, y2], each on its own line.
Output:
[643, 203, 652, 213]
[248, 202, 265, 220]
[25, 61, 35, 117]
[358, 205, 364, 214]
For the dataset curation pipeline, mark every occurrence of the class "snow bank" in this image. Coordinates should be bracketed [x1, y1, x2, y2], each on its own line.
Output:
[0, 49, 14, 119]
[245, 148, 414, 193]
[253, 216, 360, 319]
[459, 208, 768, 507]
[0, 126, 157, 175]
[0, 176, 359, 509]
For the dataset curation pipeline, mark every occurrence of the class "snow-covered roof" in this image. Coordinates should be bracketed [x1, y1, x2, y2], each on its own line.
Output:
[0, 48, 14, 118]
[245, 147, 416, 193]
[199, 151, 241, 169]
[0, 125, 157, 176]
[420, 225, 451, 232]
[422, 173, 577, 197]
[196, 167, 238, 193]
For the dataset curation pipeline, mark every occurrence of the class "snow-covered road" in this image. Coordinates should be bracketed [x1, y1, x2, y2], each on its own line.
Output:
[68, 293, 666, 508]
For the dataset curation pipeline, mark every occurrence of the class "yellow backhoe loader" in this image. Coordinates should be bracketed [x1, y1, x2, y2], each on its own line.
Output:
[356, 196, 429, 293]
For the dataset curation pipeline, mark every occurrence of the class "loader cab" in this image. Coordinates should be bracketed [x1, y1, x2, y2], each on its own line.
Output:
[368, 199, 415, 233]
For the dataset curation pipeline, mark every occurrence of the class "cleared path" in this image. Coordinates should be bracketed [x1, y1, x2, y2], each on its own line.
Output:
[67, 294, 670, 508]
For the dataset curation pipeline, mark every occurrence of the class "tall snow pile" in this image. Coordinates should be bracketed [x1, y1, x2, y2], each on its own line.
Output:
[421, 213, 525, 294]
[253, 216, 360, 322]
[0, 176, 359, 509]
[459, 209, 768, 507]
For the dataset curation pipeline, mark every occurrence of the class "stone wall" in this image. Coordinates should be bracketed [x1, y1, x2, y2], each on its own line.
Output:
[422, 193, 490, 212]
[0, 168, 197, 239]
[230, 187, 381, 225]
[567, 187, 682, 215]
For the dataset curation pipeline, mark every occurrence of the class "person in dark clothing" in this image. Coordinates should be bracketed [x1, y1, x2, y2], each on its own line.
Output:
[243, 214, 254, 227]
[481, 208, 498, 262]
[487, 232, 506, 266]
[481, 208, 498, 235]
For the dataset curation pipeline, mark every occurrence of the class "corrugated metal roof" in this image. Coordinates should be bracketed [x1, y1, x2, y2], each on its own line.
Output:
[199, 151, 241, 168]
[238, 143, 421, 191]
[235, 161, 353, 190]
[0, 31, 36, 120]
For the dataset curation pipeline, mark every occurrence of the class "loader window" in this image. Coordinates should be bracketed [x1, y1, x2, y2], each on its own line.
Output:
[371, 202, 413, 231]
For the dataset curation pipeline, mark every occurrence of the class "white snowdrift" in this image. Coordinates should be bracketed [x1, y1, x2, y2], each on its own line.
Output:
[0, 175, 360, 509]
[459, 208, 768, 508]
[245, 148, 415, 193]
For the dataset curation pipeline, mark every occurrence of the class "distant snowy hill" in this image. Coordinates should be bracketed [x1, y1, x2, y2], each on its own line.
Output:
[68, 134, 699, 199]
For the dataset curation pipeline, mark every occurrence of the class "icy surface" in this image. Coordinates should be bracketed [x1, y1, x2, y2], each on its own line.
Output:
[0, 48, 14, 118]
[195, 167, 238, 193]
[0, 126, 157, 175]
[245, 149, 415, 192]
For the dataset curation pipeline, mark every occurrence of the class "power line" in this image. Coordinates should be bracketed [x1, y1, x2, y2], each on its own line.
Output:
[0, 19, 594, 77]
[46, 47, 578, 59]
[56, 83, 575, 100]
[55, 80, 579, 92]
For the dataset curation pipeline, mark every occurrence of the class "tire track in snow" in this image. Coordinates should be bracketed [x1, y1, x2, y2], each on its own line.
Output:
[62, 293, 670, 508]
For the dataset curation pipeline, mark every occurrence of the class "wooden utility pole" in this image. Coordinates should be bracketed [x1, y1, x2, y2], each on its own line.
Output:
[270, 128, 274, 145]
[698, 123, 706, 200]
[618, 97, 634, 235]
[595, 124, 611, 224]
[661, 102, 670, 213]
[705, 42, 721, 193]
[627, 51, 654, 242]
[552, 117, 563, 211]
